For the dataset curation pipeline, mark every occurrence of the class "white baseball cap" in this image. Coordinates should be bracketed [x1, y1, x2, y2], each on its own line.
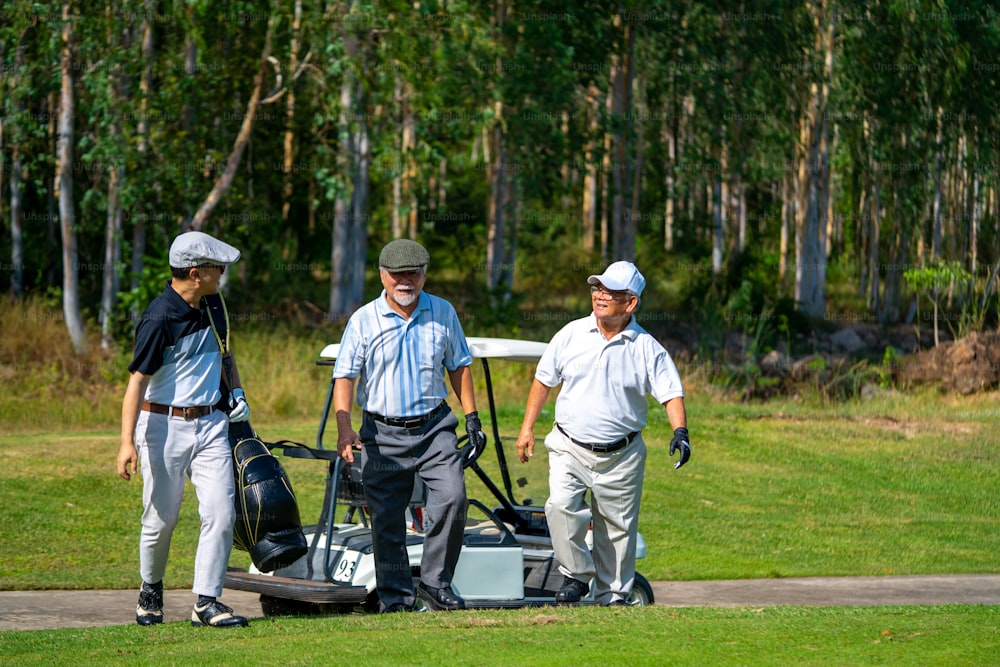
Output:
[587, 260, 645, 297]
[169, 231, 241, 268]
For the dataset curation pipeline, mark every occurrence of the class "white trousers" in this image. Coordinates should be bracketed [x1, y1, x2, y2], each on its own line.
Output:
[544, 428, 646, 605]
[136, 409, 235, 598]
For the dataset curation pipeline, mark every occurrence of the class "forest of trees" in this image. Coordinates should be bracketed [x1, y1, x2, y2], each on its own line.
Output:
[1, 0, 999, 353]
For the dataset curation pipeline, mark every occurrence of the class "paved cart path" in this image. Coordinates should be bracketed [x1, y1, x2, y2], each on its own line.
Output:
[2, 574, 998, 631]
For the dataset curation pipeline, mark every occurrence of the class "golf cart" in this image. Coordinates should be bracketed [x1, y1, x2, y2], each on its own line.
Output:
[224, 336, 654, 613]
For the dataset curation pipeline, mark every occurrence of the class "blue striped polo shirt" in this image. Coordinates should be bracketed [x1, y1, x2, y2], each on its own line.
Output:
[333, 291, 473, 417]
[128, 283, 226, 408]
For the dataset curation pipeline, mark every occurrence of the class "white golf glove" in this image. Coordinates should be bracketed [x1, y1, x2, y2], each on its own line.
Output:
[229, 388, 251, 422]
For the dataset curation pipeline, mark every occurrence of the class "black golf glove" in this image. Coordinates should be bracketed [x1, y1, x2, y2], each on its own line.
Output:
[669, 427, 691, 469]
[462, 411, 488, 468]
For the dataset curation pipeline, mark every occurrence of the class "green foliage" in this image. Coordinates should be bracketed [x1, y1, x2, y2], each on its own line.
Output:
[903, 260, 992, 345]
[1, 0, 999, 354]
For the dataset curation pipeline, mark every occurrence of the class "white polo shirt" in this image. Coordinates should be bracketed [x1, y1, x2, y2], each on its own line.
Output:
[535, 313, 684, 443]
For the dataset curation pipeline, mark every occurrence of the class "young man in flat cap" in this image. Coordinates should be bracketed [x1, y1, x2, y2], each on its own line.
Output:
[118, 230, 251, 628]
[514, 260, 691, 606]
[333, 238, 487, 612]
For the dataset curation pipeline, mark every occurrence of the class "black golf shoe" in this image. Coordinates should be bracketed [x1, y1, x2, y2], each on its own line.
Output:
[555, 576, 590, 604]
[416, 582, 466, 611]
[190, 599, 249, 628]
[136, 581, 163, 626]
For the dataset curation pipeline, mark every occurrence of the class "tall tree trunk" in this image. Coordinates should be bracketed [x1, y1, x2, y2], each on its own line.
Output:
[131, 2, 154, 318]
[711, 130, 724, 275]
[664, 118, 676, 251]
[57, 3, 87, 353]
[779, 167, 790, 281]
[10, 147, 24, 297]
[503, 177, 518, 298]
[8, 32, 26, 297]
[931, 106, 944, 259]
[608, 14, 635, 262]
[486, 120, 507, 291]
[351, 107, 370, 306]
[684, 95, 696, 230]
[330, 194, 350, 315]
[391, 75, 405, 239]
[620, 22, 637, 261]
[736, 174, 746, 252]
[189, 9, 276, 230]
[329, 3, 369, 316]
[101, 163, 123, 349]
[582, 90, 599, 253]
[391, 74, 416, 239]
[46, 91, 58, 287]
[794, 2, 833, 319]
[600, 83, 612, 264]
[970, 159, 980, 277]
[880, 189, 905, 324]
[867, 173, 882, 314]
[281, 0, 303, 225]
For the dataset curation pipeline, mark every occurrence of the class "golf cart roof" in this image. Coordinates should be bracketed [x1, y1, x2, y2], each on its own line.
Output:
[319, 336, 547, 363]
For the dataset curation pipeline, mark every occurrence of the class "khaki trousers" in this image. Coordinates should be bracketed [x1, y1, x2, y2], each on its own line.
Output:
[544, 428, 646, 605]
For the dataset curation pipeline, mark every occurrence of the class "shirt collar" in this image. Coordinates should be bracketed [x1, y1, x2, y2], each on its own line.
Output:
[587, 312, 639, 341]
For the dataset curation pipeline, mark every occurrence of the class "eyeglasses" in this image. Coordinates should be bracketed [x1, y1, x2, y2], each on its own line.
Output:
[590, 285, 632, 302]
[197, 264, 225, 275]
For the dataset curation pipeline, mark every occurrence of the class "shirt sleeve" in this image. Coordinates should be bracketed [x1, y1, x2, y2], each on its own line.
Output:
[534, 325, 566, 387]
[128, 315, 168, 376]
[647, 338, 684, 403]
[332, 315, 365, 379]
[441, 301, 473, 371]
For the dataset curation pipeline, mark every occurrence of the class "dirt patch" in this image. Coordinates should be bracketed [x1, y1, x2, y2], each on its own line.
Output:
[895, 331, 1000, 394]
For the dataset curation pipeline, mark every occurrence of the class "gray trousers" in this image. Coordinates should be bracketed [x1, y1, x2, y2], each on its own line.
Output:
[360, 407, 467, 610]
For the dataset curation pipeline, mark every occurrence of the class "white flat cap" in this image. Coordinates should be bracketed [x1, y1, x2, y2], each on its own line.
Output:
[169, 231, 241, 268]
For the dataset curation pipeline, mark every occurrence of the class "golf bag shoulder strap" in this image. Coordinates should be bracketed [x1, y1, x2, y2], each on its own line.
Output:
[267, 440, 340, 461]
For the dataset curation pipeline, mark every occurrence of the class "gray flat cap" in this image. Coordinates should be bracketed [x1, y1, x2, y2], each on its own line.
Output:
[379, 239, 430, 271]
[169, 231, 241, 268]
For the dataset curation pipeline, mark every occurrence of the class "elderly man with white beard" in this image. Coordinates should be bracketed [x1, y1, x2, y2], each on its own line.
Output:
[332, 239, 486, 613]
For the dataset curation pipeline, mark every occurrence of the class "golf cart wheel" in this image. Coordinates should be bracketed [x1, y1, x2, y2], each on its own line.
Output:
[627, 574, 655, 606]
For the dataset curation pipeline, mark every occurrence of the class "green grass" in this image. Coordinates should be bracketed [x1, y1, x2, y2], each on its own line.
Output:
[2, 388, 998, 590]
[2, 605, 998, 666]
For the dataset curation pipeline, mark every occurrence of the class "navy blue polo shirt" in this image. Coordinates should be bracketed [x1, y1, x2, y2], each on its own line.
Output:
[128, 282, 228, 407]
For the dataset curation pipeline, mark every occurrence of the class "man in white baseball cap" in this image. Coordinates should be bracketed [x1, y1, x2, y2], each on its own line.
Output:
[118, 230, 251, 628]
[515, 259, 690, 607]
[587, 260, 646, 298]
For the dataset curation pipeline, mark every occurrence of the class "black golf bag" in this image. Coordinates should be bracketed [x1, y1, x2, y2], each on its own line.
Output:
[228, 421, 308, 572]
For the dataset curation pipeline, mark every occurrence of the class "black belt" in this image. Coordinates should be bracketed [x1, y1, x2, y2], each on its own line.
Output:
[365, 401, 448, 429]
[557, 423, 638, 453]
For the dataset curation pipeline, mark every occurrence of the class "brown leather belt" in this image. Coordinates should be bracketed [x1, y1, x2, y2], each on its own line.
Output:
[142, 401, 215, 420]
[557, 423, 639, 453]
